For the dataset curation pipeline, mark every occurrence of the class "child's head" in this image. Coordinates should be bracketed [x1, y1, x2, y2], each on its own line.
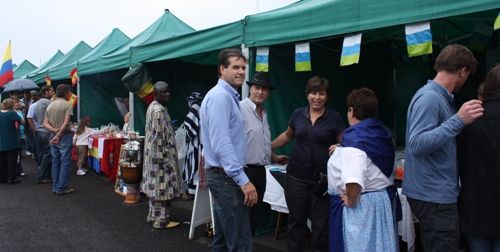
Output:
[76, 116, 92, 134]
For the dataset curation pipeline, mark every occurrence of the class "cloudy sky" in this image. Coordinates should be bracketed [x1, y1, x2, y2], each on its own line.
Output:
[1, 0, 295, 67]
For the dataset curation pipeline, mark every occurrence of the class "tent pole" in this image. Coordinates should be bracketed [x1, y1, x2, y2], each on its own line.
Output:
[129, 91, 134, 131]
[77, 78, 81, 122]
[241, 44, 249, 99]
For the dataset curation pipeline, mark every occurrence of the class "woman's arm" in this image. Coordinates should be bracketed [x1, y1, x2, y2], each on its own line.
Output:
[341, 183, 362, 207]
[271, 127, 294, 149]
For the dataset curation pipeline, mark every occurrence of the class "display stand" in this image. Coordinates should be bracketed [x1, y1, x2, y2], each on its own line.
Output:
[188, 184, 215, 240]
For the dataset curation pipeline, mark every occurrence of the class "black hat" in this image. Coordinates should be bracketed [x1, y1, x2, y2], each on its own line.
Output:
[246, 72, 275, 90]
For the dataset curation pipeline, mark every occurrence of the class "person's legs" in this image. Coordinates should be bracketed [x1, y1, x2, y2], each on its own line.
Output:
[37, 131, 52, 182]
[50, 138, 61, 193]
[16, 140, 25, 176]
[76, 145, 88, 174]
[6, 149, 19, 183]
[207, 169, 252, 252]
[310, 190, 329, 251]
[285, 174, 314, 252]
[56, 134, 73, 191]
[244, 165, 266, 236]
[408, 197, 459, 252]
[466, 235, 493, 252]
[0, 151, 8, 182]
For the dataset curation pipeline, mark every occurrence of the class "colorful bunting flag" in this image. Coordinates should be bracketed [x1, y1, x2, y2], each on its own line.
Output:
[44, 75, 52, 86]
[295, 43, 311, 72]
[70, 67, 79, 86]
[405, 22, 433, 57]
[67, 92, 78, 108]
[340, 33, 362, 66]
[494, 12, 500, 30]
[469, 23, 493, 53]
[255, 47, 269, 72]
[0, 40, 14, 87]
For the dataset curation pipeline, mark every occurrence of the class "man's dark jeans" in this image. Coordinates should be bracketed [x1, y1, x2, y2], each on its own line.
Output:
[207, 168, 252, 252]
[407, 197, 459, 252]
[36, 130, 52, 181]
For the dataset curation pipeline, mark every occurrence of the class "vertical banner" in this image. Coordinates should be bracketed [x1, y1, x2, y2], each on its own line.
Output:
[255, 47, 269, 72]
[494, 12, 500, 30]
[44, 75, 52, 86]
[67, 92, 78, 108]
[405, 22, 433, 57]
[340, 33, 362, 66]
[295, 42, 311, 72]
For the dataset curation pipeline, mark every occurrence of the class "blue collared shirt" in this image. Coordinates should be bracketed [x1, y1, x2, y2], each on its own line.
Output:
[200, 79, 249, 186]
[402, 80, 465, 204]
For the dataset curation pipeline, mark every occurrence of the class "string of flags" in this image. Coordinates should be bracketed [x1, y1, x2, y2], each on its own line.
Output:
[256, 13, 500, 71]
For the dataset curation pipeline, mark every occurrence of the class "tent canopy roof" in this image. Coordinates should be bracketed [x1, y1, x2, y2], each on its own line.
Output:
[79, 28, 131, 66]
[14, 60, 37, 79]
[26, 50, 64, 80]
[244, 0, 500, 47]
[47, 41, 93, 81]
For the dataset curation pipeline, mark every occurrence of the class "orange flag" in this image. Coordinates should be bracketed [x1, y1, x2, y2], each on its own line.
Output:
[70, 67, 78, 86]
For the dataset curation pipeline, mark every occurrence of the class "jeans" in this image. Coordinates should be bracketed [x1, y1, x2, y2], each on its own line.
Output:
[50, 133, 73, 192]
[36, 130, 52, 181]
[207, 168, 252, 252]
[407, 197, 459, 252]
[285, 173, 329, 252]
[466, 235, 500, 252]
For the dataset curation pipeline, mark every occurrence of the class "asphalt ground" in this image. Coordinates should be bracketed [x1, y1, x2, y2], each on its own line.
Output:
[0, 156, 282, 252]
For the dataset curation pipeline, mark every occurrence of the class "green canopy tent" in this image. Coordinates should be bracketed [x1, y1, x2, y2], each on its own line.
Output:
[76, 10, 195, 133]
[14, 60, 37, 79]
[70, 28, 131, 128]
[128, 20, 244, 133]
[25, 50, 64, 83]
[28, 42, 92, 84]
[242, 0, 500, 148]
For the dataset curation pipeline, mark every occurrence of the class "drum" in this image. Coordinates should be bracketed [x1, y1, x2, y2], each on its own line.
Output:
[120, 162, 143, 184]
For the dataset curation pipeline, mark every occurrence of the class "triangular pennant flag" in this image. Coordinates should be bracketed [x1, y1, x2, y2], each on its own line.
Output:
[70, 67, 79, 86]
[255, 47, 269, 72]
[405, 22, 433, 57]
[340, 33, 362, 66]
[0, 40, 14, 87]
[469, 23, 493, 53]
[295, 43, 311, 72]
[44, 75, 52, 86]
[494, 12, 500, 30]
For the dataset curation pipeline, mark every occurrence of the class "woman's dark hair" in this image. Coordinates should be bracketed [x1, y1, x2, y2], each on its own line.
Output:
[481, 64, 500, 100]
[76, 116, 91, 135]
[305, 76, 330, 96]
[346, 88, 378, 120]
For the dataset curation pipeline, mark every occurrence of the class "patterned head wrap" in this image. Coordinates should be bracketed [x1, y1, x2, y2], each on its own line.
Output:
[187, 92, 203, 107]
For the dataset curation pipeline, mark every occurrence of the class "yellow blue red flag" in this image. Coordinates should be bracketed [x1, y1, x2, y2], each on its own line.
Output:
[0, 40, 14, 87]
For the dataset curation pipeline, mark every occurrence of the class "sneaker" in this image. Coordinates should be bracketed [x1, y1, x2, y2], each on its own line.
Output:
[166, 221, 180, 229]
[20, 172, 26, 177]
[25, 151, 32, 156]
[76, 169, 87, 176]
[56, 188, 75, 195]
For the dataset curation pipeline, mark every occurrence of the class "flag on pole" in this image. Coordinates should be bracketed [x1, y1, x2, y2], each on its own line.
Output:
[340, 33, 362, 66]
[494, 12, 500, 30]
[405, 22, 433, 57]
[0, 40, 14, 87]
[121, 63, 155, 105]
[67, 92, 78, 108]
[44, 75, 52, 86]
[255, 47, 269, 72]
[70, 67, 78, 86]
[295, 43, 311, 72]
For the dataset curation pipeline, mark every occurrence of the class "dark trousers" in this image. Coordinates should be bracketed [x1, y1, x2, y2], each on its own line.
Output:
[285, 173, 329, 252]
[244, 164, 267, 236]
[407, 197, 459, 252]
[0, 149, 19, 182]
[36, 130, 52, 181]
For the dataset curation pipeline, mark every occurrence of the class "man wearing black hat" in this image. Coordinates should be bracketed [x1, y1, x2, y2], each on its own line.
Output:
[240, 72, 288, 236]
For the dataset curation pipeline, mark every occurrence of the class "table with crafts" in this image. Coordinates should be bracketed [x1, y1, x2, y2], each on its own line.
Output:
[88, 133, 125, 181]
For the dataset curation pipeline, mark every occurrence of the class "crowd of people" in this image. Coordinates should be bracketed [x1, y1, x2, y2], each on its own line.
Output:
[1, 44, 499, 252]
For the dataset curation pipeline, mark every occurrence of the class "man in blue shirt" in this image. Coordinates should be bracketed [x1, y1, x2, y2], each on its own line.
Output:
[200, 48, 257, 252]
[402, 44, 483, 251]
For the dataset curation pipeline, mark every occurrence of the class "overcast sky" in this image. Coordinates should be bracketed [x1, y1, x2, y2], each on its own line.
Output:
[1, 0, 296, 67]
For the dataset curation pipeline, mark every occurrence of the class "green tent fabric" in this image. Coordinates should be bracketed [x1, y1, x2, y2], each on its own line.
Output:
[244, 0, 500, 47]
[130, 20, 244, 64]
[47, 41, 93, 81]
[25, 50, 64, 84]
[14, 60, 37, 79]
[78, 28, 131, 75]
[28, 42, 91, 83]
[80, 10, 195, 76]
